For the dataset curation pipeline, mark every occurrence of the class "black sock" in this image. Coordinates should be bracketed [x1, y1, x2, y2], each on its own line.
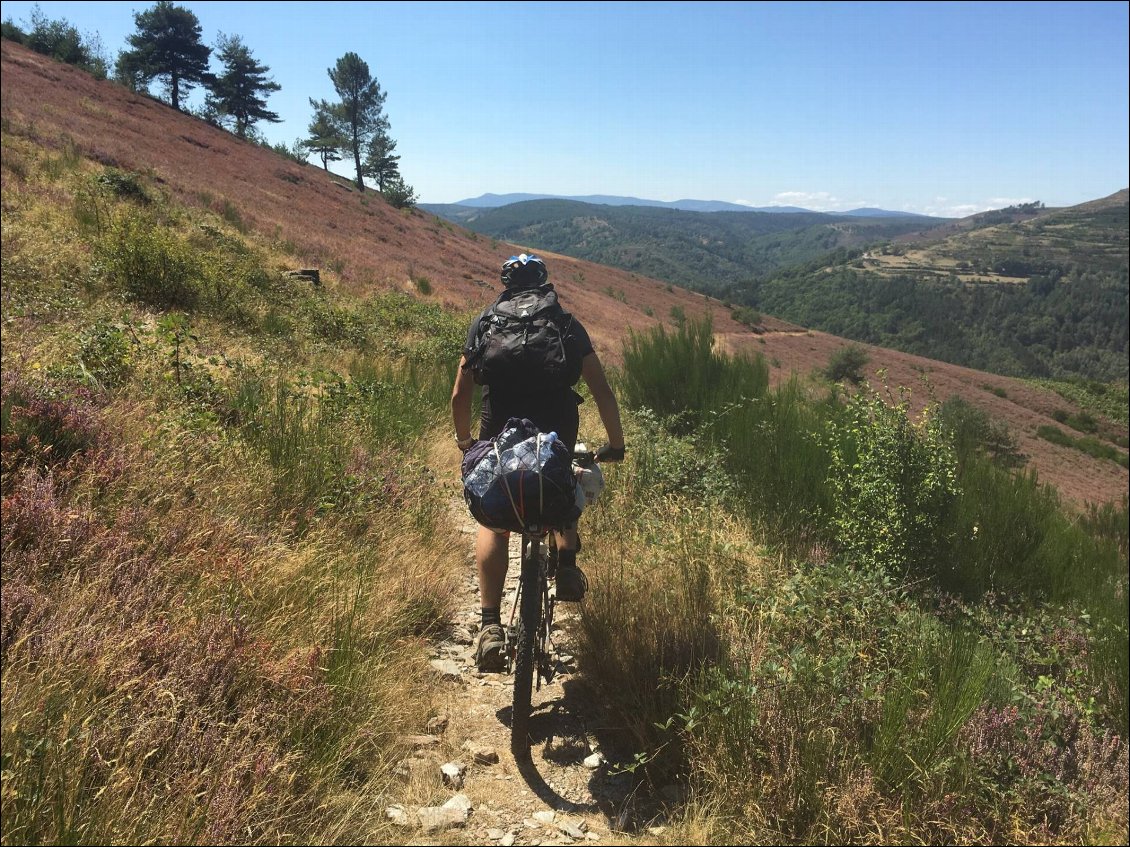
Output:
[557, 548, 577, 570]
[481, 607, 501, 628]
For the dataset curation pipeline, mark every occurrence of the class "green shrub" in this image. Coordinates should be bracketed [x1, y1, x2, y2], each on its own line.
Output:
[824, 344, 870, 384]
[731, 305, 762, 328]
[74, 320, 134, 388]
[620, 317, 768, 435]
[98, 211, 202, 309]
[938, 395, 1026, 468]
[95, 168, 149, 203]
[825, 385, 958, 577]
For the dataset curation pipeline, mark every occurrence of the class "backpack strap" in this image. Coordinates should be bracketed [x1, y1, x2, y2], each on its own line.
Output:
[461, 304, 496, 371]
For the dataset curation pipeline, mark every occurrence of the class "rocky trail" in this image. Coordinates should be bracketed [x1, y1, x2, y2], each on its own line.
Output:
[384, 506, 669, 846]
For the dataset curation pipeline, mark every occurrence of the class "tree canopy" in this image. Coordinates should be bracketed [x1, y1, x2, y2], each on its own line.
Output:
[2, 6, 108, 78]
[117, 1, 212, 111]
[315, 52, 388, 191]
[205, 33, 280, 139]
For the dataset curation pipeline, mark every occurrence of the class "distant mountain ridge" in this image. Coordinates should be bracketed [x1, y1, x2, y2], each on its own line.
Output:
[445, 192, 929, 217]
[422, 197, 948, 292]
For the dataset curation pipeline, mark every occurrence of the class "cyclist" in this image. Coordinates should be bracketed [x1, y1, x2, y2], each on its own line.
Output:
[451, 253, 626, 672]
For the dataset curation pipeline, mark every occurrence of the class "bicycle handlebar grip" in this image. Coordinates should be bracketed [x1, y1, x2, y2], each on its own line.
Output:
[572, 448, 596, 468]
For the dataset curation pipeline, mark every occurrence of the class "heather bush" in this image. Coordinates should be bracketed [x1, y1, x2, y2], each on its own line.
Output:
[1, 372, 102, 489]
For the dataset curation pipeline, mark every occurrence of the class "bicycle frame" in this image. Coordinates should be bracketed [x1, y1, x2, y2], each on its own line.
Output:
[507, 529, 557, 756]
[503, 446, 595, 757]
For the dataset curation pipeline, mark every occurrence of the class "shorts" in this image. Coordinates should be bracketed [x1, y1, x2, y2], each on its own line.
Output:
[478, 390, 581, 452]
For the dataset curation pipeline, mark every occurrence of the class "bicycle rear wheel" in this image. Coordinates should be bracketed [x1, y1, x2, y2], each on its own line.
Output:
[511, 537, 541, 756]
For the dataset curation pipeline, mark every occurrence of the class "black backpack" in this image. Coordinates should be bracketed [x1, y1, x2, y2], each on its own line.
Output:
[466, 285, 577, 388]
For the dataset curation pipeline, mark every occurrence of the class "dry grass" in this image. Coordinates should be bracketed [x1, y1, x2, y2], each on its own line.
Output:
[1, 380, 464, 843]
[1, 103, 470, 842]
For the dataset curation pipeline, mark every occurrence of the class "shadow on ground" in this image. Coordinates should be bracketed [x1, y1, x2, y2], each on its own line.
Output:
[492, 675, 679, 832]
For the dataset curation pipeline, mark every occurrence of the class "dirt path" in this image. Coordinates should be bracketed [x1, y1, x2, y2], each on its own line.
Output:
[387, 503, 650, 846]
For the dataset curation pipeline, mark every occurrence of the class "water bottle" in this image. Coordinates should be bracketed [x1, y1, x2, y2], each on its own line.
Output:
[537, 431, 558, 467]
[466, 452, 495, 495]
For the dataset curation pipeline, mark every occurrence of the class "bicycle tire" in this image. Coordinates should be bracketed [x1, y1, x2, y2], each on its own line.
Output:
[511, 537, 541, 756]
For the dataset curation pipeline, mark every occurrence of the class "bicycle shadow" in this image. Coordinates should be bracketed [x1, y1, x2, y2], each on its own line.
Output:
[495, 703, 599, 814]
[494, 674, 646, 823]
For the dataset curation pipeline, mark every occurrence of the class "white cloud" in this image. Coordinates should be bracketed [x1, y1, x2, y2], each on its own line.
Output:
[915, 196, 1035, 219]
[732, 192, 1036, 218]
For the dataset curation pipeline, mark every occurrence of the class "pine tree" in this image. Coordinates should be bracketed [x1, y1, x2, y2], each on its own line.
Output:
[205, 33, 280, 139]
[315, 52, 387, 191]
[303, 102, 347, 171]
[117, 1, 212, 111]
[362, 126, 401, 191]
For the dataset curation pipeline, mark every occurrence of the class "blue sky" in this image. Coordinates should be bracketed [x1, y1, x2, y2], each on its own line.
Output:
[2, 1, 1127, 216]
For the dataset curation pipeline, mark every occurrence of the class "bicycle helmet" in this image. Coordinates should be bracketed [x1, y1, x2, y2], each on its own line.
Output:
[501, 253, 548, 289]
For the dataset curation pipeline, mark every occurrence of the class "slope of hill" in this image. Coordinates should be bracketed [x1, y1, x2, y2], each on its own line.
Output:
[1, 37, 1123, 507]
[745, 192, 1129, 383]
[0, 40, 745, 360]
[426, 198, 944, 294]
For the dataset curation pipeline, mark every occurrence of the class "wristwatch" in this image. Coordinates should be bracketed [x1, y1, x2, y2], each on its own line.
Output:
[456, 436, 476, 451]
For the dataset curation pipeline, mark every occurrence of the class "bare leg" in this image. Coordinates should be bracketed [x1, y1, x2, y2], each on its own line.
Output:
[477, 526, 510, 610]
[552, 523, 586, 601]
[554, 525, 577, 553]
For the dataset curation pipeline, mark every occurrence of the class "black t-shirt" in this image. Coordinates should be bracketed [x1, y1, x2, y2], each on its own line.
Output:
[463, 288, 595, 447]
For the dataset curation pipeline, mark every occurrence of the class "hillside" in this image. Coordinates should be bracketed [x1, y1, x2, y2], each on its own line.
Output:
[878, 192, 1128, 281]
[1, 38, 1124, 508]
[0, 39, 747, 361]
[745, 193, 1129, 383]
[425, 198, 945, 293]
[425, 183, 1128, 389]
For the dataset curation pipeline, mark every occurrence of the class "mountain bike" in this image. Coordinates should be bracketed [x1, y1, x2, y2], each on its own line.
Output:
[505, 446, 597, 757]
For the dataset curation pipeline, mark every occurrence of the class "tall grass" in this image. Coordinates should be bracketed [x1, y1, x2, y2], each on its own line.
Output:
[0, 373, 461, 844]
[587, 317, 1129, 842]
[1, 143, 467, 844]
[573, 415, 763, 782]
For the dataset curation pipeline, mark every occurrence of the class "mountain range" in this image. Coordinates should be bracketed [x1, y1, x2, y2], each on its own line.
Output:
[437, 192, 931, 217]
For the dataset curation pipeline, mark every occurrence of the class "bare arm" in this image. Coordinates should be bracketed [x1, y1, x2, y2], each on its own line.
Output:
[451, 355, 476, 443]
[580, 352, 624, 449]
